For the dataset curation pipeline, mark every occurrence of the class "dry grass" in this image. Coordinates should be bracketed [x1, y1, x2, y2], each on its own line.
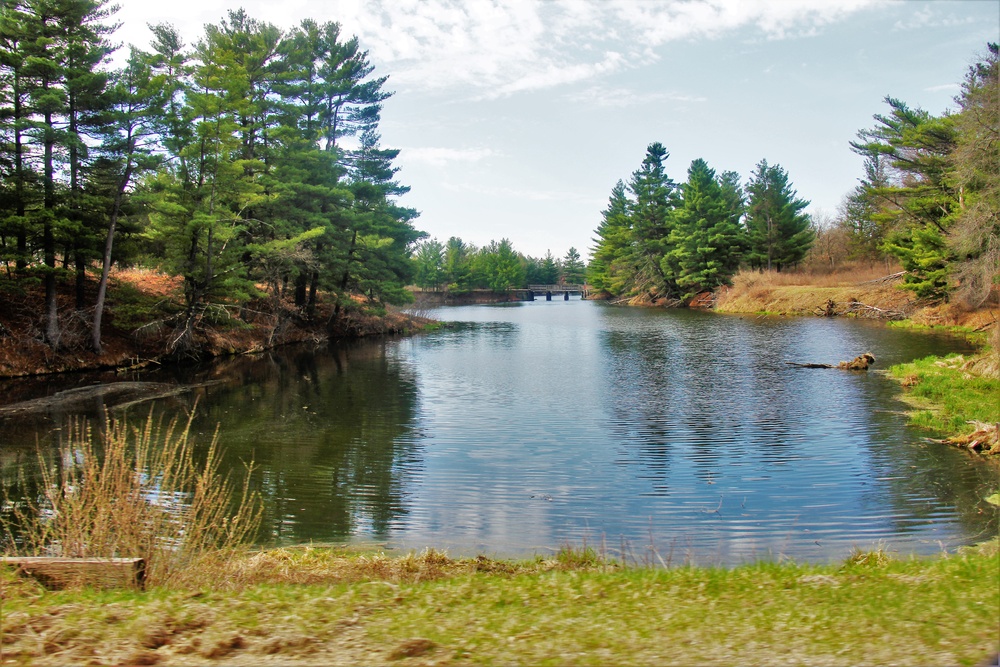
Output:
[730, 264, 900, 288]
[716, 268, 918, 317]
[1, 542, 997, 666]
[2, 412, 262, 587]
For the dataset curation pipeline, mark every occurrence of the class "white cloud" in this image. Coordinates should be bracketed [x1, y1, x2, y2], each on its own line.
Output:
[924, 83, 961, 93]
[336, 0, 882, 96]
[112, 0, 883, 97]
[401, 146, 499, 167]
[568, 86, 707, 108]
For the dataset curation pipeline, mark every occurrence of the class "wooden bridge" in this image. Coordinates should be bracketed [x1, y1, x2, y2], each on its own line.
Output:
[515, 284, 588, 301]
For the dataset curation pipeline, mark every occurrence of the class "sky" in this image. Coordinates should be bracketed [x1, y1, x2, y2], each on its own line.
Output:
[108, 0, 999, 261]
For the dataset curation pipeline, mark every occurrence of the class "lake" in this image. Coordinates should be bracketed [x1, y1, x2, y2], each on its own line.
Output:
[1, 297, 996, 565]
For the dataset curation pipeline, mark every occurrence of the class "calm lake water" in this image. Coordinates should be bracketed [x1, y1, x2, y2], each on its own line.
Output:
[1, 298, 997, 565]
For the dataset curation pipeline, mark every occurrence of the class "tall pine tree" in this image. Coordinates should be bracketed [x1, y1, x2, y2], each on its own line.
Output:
[744, 159, 813, 272]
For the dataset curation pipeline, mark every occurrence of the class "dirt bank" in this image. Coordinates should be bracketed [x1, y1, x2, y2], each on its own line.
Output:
[0, 269, 429, 379]
[713, 269, 998, 333]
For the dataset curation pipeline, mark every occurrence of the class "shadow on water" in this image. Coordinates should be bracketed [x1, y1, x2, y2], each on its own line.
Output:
[0, 340, 423, 547]
[0, 300, 996, 563]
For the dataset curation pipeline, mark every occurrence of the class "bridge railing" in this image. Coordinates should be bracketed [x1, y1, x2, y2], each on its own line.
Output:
[526, 284, 585, 292]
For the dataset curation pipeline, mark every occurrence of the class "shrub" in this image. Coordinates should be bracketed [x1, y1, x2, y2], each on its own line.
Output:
[2, 411, 262, 587]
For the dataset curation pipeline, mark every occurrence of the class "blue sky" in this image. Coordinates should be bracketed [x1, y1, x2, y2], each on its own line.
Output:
[112, 0, 999, 260]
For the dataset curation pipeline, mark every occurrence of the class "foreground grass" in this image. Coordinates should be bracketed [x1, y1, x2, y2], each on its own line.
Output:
[2, 543, 998, 666]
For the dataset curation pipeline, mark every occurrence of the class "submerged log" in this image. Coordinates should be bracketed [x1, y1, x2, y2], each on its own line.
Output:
[0, 557, 146, 590]
[786, 353, 876, 371]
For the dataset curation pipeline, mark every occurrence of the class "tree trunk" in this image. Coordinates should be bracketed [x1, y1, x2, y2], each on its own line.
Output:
[93, 158, 134, 354]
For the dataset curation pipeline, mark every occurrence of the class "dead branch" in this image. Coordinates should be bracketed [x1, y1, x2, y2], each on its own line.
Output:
[846, 300, 906, 320]
[858, 271, 907, 285]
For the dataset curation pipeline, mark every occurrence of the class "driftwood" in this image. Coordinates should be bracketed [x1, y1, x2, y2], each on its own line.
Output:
[926, 421, 1000, 456]
[846, 301, 906, 320]
[812, 298, 906, 320]
[859, 271, 907, 285]
[1, 557, 146, 590]
[786, 353, 876, 371]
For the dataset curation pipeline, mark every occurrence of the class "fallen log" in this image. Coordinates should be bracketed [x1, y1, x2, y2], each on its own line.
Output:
[0, 557, 146, 590]
[926, 421, 1000, 456]
[786, 353, 876, 371]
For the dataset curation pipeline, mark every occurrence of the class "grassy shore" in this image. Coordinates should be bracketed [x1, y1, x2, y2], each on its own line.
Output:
[888, 352, 1000, 455]
[2, 542, 999, 666]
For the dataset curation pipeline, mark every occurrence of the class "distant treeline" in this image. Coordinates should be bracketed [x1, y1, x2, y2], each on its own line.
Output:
[411, 238, 586, 293]
[0, 2, 420, 354]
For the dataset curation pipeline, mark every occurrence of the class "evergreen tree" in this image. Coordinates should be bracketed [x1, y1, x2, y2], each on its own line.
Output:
[840, 147, 890, 263]
[539, 250, 560, 284]
[561, 247, 585, 284]
[666, 158, 744, 299]
[626, 142, 680, 296]
[443, 236, 471, 291]
[336, 126, 421, 309]
[474, 238, 524, 293]
[853, 97, 958, 298]
[0, 0, 40, 273]
[60, 0, 116, 309]
[588, 180, 632, 296]
[744, 160, 813, 271]
[90, 46, 164, 352]
[412, 237, 445, 290]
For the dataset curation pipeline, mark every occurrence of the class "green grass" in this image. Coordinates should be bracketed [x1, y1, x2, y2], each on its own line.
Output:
[2, 543, 998, 666]
[889, 353, 1000, 435]
[888, 319, 990, 345]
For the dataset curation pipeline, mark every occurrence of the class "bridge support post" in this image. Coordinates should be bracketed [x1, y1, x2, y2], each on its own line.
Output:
[546, 291, 552, 301]
[526, 290, 534, 301]
[564, 291, 569, 300]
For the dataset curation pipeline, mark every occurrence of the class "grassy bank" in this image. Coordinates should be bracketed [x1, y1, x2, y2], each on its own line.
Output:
[889, 353, 1000, 454]
[2, 543, 998, 666]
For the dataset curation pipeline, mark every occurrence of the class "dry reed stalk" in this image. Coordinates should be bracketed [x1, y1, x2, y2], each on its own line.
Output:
[2, 411, 262, 587]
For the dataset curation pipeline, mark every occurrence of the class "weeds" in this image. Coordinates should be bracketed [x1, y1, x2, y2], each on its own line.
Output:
[843, 544, 894, 568]
[2, 411, 262, 587]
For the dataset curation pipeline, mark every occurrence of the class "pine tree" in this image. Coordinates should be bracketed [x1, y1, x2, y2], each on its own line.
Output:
[0, 0, 40, 273]
[666, 158, 745, 299]
[841, 147, 890, 263]
[443, 236, 471, 292]
[90, 46, 165, 353]
[744, 160, 813, 272]
[413, 237, 445, 290]
[626, 142, 679, 297]
[588, 180, 632, 295]
[539, 250, 560, 284]
[561, 247, 585, 285]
